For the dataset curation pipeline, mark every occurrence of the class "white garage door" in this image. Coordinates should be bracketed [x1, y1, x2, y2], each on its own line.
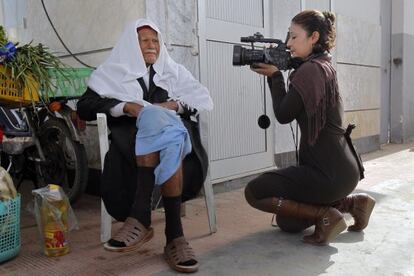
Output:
[198, 0, 275, 182]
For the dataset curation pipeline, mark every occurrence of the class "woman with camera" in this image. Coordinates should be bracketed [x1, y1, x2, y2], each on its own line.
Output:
[245, 10, 375, 245]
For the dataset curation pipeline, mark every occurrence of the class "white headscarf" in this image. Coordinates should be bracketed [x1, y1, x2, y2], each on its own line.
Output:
[88, 18, 213, 111]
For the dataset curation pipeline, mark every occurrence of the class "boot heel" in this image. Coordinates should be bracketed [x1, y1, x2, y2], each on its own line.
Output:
[349, 195, 376, 231]
[302, 209, 347, 245]
[326, 217, 347, 243]
[364, 197, 376, 217]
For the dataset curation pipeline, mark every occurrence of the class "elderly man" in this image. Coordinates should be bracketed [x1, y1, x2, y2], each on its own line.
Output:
[77, 18, 213, 273]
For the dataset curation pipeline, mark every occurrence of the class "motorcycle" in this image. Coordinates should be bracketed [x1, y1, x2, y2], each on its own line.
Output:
[0, 99, 88, 204]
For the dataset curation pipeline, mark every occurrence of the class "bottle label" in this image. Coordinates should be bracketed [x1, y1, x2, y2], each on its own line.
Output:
[44, 229, 68, 249]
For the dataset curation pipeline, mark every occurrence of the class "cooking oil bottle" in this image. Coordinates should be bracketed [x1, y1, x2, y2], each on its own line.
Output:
[41, 184, 70, 257]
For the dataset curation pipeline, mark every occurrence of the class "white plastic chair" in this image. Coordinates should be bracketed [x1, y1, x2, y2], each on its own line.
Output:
[97, 113, 112, 242]
[97, 113, 217, 242]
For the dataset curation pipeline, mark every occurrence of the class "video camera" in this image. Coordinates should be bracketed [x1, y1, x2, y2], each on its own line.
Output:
[232, 32, 296, 71]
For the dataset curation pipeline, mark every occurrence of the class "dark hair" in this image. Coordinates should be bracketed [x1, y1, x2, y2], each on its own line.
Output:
[291, 10, 336, 53]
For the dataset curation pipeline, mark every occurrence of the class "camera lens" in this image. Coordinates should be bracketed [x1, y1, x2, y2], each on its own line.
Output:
[232, 45, 243, 66]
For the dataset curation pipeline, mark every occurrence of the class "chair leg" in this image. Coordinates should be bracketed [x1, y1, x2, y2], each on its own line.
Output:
[101, 200, 112, 242]
[180, 202, 186, 217]
[97, 113, 112, 243]
[203, 179, 217, 233]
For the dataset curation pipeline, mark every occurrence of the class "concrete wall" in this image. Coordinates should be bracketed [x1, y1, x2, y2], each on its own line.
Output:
[390, 0, 414, 143]
[335, 1, 382, 153]
[25, 0, 146, 67]
[402, 1, 414, 142]
[145, 0, 199, 79]
[335, 0, 380, 25]
[380, 0, 391, 144]
[1, 0, 28, 42]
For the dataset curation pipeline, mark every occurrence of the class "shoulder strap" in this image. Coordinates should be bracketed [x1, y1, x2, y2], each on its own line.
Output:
[344, 124, 365, 180]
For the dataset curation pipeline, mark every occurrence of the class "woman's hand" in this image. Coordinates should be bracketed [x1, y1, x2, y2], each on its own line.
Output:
[250, 63, 279, 77]
[154, 101, 179, 112]
[123, 102, 144, 117]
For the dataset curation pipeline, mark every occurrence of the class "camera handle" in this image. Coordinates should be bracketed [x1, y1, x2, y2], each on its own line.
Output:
[241, 32, 284, 46]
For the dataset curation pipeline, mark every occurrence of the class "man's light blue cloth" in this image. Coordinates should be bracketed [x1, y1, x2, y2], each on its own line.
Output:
[135, 105, 191, 185]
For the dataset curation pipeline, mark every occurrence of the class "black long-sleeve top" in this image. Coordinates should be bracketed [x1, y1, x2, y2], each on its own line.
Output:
[267, 71, 360, 200]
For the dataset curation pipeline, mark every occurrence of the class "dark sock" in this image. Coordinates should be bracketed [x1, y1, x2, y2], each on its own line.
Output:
[129, 167, 155, 228]
[163, 195, 184, 244]
[164, 196, 197, 266]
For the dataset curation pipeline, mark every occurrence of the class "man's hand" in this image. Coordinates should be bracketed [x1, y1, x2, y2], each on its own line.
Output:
[154, 101, 179, 112]
[123, 102, 144, 117]
[250, 63, 279, 77]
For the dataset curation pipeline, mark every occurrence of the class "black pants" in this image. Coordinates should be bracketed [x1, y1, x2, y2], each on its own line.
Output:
[245, 165, 357, 233]
[246, 165, 358, 205]
[101, 146, 202, 222]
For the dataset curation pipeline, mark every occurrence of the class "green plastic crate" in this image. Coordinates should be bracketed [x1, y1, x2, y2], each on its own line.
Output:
[43, 68, 93, 98]
[0, 194, 21, 263]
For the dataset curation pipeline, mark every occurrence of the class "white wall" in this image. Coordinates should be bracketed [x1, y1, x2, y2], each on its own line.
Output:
[335, 0, 380, 25]
[404, 0, 414, 35]
[304, 0, 330, 12]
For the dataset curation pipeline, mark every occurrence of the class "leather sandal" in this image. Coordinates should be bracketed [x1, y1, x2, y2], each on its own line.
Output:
[164, 236, 199, 273]
[104, 217, 154, 252]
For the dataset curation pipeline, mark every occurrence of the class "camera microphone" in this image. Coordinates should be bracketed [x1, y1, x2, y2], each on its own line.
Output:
[258, 114, 270, 129]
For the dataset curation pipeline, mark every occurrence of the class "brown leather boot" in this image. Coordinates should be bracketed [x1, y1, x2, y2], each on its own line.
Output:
[332, 193, 376, 231]
[273, 198, 347, 245]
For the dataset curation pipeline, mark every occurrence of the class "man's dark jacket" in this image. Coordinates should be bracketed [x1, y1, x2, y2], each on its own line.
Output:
[77, 81, 208, 221]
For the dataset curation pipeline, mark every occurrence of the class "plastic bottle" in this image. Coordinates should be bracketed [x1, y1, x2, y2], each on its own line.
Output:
[41, 184, 70, 257]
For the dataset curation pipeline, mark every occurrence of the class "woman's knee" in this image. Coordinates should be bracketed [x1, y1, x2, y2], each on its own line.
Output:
[244, 179, 260, 207]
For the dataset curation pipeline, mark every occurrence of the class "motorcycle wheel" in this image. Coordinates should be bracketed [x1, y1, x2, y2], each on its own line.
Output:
[36, 118, 88, 204]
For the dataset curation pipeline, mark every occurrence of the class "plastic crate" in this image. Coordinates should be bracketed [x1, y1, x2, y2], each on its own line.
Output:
[0, 66, 40, 108]
[0, 194, 21, 263]
[45, 68, 93, 98]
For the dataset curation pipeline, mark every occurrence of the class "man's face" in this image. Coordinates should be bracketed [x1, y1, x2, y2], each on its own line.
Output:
[138, 27, 160, 65]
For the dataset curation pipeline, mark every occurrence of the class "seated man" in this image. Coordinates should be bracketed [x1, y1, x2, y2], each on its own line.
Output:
[77, 18, 213, 273]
